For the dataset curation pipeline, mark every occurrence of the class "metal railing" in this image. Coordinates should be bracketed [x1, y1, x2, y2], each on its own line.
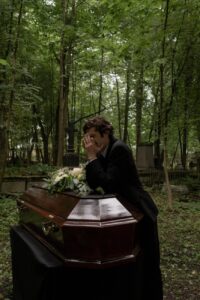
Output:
[138, 169, 199, 186]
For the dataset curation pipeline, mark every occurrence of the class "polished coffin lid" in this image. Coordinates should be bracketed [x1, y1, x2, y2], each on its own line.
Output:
[17, 186, 143, 269]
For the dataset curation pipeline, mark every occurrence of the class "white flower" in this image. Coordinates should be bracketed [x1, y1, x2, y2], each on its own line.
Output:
[69, 168, 83, 177]
[72, 178, 79, 185]
[46, 165, 91, 196]
[45, 165, 104, 196]
[53, 173, 68, 184]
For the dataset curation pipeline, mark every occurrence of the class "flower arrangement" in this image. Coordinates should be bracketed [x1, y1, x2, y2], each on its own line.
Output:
[44, 166, 92, 196]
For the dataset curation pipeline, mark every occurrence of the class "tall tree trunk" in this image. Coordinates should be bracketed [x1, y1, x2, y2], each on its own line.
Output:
[182, 98, 188, 170]
[57, 32, 68, 166]
[115, 73, 122, 139]
[0, 111, 8, 191]
[135, 66, 144, 161]
[163, 141, 173, 208]
[89, 73, 96, 112]
[71, 54, 76, 123]
[181, 53, 193, 169]
[67, 53, 77, 153]
[57, 0, 75, 166]
[151, 85, 163, 169]
[8, 0, 23, 120]
[33, 124, 40, 162]
[98, 47, 104, 114]
[160, 0, 173, 209]
[123, 60, 131, 143]
[53, 105, 59, 165]
[5, 0, 15, 59]
[0, 0, 23, 191]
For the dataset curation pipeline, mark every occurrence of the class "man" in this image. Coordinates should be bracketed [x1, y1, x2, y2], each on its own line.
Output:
[83, 116, 163, 300]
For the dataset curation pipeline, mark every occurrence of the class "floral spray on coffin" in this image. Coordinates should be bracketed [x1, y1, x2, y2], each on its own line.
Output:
[44, 166, 104, 196]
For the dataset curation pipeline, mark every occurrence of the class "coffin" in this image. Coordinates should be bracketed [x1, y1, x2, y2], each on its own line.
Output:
[17, 186, 144, 269]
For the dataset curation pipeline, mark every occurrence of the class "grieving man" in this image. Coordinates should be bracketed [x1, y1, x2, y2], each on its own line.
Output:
[83, 115, 163, 300]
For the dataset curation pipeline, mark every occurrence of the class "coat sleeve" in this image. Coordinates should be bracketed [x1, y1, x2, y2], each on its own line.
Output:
[85, 142, 136, 193]
[85, 141, 158, 221]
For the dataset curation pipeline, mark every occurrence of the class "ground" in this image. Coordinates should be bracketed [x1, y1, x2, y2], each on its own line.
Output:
[0, 190, 199, 300]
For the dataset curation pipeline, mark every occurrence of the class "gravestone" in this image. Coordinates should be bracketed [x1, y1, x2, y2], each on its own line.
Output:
[136, 143, 154, 169]
[63, 152, 79, 167]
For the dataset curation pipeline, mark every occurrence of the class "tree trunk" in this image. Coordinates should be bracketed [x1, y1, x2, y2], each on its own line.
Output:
[115, 73, 122, 139]
[68, 54, 77, 153]
[123, 60, 131, 143]
[181, 53, 193, 169]
[56, 0, 75, 166]
[0, 124, 8, 192]
[151, 86, 163, 169]
[163, 142, 173, 209]
[182, 100, 188, 169]
[160, 0, 173, 208]
[98, 47, 104, 114]
[53, 105, 59, 165]
[0, 0, 23, 190]
[57, 33, 68, 166]
[135, 66, 144, 161]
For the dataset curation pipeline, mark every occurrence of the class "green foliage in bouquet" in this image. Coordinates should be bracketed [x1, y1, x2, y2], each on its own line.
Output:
[44, 167, 93, 196]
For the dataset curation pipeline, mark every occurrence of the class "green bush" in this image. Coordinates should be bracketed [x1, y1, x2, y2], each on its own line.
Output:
[5, 163, 57, 177]
[171, 176, 200, 191]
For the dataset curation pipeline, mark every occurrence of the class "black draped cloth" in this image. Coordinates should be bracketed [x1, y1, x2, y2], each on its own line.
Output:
[10, 226, 144, 300]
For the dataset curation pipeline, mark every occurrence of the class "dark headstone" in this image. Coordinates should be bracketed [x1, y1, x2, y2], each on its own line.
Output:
[136, 143, 154, 169]
[63, 152, 79, 167]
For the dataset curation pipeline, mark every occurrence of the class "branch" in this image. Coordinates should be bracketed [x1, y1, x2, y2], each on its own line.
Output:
[72, 106, 108, 125]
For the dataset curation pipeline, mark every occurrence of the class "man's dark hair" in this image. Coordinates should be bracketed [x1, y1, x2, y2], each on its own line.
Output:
[83, 116, 114, 137]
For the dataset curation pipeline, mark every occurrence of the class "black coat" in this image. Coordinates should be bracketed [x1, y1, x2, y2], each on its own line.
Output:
[86, 138, 163, 300]
[86, 138, 158, 221]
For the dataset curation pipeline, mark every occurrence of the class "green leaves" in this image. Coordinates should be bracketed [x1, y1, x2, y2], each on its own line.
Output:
[0, 196, 19, 298]
[0, 59, 9, 66]
[155, 191, 200, 299]
[0, 0, 199, 168]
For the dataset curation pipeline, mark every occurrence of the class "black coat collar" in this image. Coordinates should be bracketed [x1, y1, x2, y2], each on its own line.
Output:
[105, 136, 117, 159]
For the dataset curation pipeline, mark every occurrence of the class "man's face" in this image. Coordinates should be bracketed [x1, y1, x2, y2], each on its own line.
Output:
[85, 127, 109, 150]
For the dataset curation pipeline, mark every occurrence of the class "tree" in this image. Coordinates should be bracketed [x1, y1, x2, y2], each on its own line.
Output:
[0, 0, 24, 190]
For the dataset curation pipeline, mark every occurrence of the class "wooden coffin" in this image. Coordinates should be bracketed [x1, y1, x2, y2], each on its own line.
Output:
[17, 186, 144, 269]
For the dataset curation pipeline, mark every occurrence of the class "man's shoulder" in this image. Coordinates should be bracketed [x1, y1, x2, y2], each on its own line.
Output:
[111, 139, 131, 153]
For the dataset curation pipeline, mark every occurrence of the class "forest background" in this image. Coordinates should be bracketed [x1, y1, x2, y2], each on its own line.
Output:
[0, 0, 200, 179]
[0, 1, 200, 299]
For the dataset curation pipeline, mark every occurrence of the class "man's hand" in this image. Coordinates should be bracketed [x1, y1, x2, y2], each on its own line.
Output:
[82, 134, 103, 160]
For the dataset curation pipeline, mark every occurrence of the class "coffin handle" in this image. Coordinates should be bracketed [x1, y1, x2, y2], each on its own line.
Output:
[42, 221, 59, 236]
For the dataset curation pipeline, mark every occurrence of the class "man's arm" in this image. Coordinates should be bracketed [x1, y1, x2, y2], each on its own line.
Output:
[85, 142, 132, 193]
